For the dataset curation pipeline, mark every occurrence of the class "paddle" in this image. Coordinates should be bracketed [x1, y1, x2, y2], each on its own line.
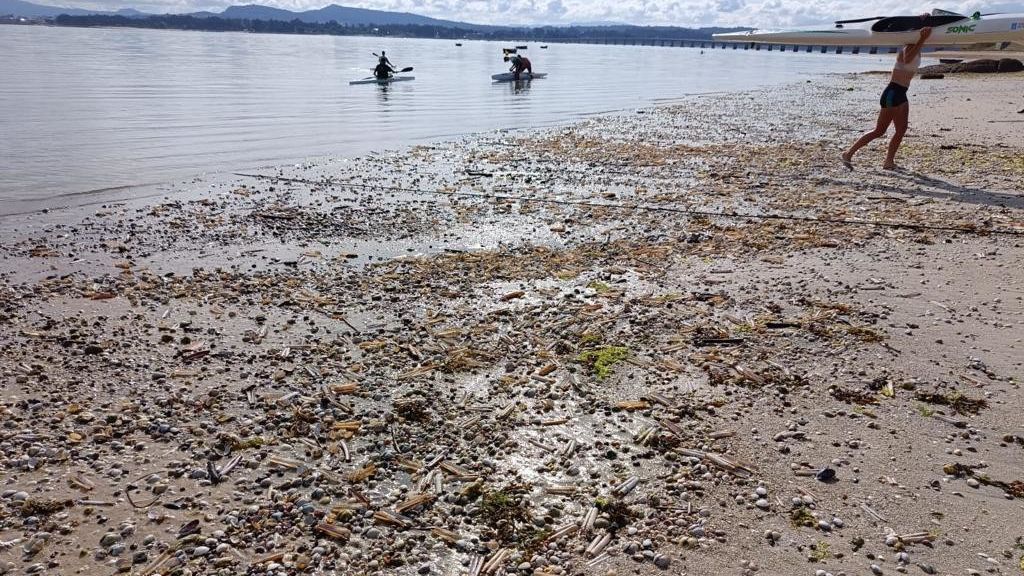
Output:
[379, 67, 412, 77]
[834, 16, 885, 24]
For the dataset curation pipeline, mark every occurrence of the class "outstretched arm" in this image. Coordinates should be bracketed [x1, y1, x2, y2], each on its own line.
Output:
[904, 26, 932, 61]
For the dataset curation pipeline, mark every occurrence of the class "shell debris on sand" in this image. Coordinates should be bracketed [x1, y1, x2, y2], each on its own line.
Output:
[1, 74, 1023, 575]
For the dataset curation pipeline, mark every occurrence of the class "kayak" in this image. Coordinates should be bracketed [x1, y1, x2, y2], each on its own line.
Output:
[491, 72, 547, 82]
[713, 9, 1024, 46]
[349, 76, 415, 85]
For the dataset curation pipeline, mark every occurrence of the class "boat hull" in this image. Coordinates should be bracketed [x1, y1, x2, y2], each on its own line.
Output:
[714, 13, 1024, 46]
[348, 76, 415, 85]
[491, 72, 547, 82]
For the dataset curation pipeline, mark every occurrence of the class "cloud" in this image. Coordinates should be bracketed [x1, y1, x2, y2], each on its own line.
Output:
[62, 0, 1024, 27]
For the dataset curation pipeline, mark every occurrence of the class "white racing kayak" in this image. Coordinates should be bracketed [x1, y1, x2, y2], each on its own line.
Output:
[491, 72, 547, 82]
[349, 76, 415, 85]
[713, 9, 1024, 46]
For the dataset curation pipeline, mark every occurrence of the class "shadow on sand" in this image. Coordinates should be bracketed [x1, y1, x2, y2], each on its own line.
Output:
[828, 169, 1024, 211]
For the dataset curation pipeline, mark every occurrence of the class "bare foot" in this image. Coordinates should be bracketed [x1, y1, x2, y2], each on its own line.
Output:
[839, 152, 853, 171]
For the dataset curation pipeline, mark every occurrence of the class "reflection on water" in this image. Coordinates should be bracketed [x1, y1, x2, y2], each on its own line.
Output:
[0, 26, 885, 213]
[502, 80, 534, 95]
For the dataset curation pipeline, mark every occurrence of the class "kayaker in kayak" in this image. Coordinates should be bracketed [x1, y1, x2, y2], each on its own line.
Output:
[509, 55, 533, 81]
[841, 24, 932, 170]
[374, 52, 396, 80]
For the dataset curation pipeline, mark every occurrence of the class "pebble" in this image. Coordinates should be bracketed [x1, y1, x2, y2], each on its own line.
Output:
[755, 499, 770, 510]
[871, 564, 883, 575]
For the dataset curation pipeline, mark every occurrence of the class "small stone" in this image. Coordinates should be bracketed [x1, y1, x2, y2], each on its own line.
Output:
[654, 555, 670, 570]
[871, 564, 883, 575]
[755, 499, 770, 510]
[193, 546, 210, 557]
[966, 478, 980, 488]
[100, 533, 121, 547]
[815, 468, 836, 482]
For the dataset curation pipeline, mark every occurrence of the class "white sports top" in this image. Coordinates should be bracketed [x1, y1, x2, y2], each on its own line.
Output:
[894, 52, 921, 74]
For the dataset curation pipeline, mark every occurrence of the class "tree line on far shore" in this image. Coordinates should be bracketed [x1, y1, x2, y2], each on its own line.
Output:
[50, 14, 734, 41]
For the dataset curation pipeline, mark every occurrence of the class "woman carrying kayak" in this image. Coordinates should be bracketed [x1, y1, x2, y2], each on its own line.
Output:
[509, 55, 533, 81]
[841, 24, 932, 170]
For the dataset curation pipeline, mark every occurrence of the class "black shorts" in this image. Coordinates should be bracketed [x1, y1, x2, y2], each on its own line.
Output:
[880, 82, 909, 109]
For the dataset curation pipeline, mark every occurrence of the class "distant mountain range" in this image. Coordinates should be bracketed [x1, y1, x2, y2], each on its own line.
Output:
[1, 0, 144, 17]
[2, 0, 496, 27]
[196, 4, 479, 28]
[3, 0, 745, 39]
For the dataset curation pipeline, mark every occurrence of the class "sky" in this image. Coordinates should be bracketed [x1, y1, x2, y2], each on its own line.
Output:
[55, 0, 1024, 27]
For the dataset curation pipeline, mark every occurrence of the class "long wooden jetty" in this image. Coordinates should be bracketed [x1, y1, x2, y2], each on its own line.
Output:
[512, 37, 1013, 54]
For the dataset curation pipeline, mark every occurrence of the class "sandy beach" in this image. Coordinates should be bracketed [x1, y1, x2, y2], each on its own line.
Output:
[1, 71, 1022, 576]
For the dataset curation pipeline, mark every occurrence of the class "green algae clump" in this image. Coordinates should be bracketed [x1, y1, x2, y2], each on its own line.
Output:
[578, 346, 629, 380]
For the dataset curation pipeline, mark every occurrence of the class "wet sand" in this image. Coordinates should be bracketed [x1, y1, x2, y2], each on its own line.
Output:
[1, 72, 1023, 576]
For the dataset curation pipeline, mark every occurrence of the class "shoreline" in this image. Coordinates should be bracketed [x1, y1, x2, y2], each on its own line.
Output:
[1, 73, 1022, 576]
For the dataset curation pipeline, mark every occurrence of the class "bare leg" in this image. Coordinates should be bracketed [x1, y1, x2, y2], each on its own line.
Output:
[883, 103, 910, 169]
[843, 107, 897, 166]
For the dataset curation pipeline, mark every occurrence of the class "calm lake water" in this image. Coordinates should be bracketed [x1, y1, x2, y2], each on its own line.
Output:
[0, 25, 884, 214]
